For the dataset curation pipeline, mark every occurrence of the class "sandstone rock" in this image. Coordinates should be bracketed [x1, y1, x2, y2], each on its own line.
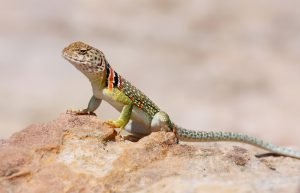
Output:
[0, 114, 299, 193]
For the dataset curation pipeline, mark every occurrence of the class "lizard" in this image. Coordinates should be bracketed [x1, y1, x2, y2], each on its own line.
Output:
[62, 41, 300, 159]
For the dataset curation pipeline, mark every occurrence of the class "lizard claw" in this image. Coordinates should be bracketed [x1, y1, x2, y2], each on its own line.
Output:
[103, 121, 127, 142]
[66, 109, 96, 116]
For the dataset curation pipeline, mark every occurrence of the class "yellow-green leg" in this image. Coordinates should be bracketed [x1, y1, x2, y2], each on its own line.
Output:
[103, 88, 133, 129]
[105, 104, 133, 128]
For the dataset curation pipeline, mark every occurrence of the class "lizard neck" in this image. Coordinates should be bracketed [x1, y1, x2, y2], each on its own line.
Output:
[90, 61, 123, 98]
[88, 63, 108, 95]
[71, 61, 106, 88]
[105, 62, 123, 90]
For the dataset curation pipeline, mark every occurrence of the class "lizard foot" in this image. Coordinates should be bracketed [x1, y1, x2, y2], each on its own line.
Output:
[66, 109, 96, 116]
[104, 120, 126, 128]
[103, 121, 127, 142]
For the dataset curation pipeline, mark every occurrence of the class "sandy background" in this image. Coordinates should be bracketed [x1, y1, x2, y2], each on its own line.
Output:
[0, 0, 299, 146]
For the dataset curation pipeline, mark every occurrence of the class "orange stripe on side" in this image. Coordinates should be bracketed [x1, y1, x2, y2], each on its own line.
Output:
[108, 68, 114, 91]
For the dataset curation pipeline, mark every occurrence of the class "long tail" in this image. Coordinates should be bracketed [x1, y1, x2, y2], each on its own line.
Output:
[174, 125, 300, 159]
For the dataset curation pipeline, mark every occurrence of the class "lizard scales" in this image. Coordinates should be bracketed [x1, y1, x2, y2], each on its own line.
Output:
[62, 41, 300, 159]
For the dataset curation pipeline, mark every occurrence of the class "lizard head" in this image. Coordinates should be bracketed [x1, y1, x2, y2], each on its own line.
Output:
[62, 41, 106, 76]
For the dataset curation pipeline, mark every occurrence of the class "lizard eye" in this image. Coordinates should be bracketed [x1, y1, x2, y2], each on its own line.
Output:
[79, 48, 87, 55]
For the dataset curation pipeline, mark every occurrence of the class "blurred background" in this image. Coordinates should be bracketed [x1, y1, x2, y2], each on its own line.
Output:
[0, 0, 299, 146]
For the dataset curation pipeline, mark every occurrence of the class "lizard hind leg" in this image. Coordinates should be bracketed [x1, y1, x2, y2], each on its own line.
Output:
[150, 111, 173, 133]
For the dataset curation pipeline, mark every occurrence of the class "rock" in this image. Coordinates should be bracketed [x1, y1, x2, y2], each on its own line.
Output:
[0, 114, 299, 193]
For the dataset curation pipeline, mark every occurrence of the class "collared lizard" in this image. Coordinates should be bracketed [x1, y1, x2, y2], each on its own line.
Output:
[62, 41, 300, 159]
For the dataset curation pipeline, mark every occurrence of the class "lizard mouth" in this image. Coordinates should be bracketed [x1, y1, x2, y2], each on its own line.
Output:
[62, 51, 81, 64]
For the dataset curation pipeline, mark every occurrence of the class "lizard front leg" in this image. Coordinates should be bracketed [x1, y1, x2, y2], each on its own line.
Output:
[67, 96, 102, 116]
[103, 88, 133, 129]
[105, 104, 133, 128]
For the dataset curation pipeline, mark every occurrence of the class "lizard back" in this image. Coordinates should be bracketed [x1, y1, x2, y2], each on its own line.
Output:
[105, 62, 160, 118]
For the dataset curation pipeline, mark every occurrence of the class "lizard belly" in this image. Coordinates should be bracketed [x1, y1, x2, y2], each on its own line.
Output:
[131, 106, 152, 129]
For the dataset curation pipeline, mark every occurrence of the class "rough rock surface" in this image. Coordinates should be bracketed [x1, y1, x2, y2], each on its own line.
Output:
[0, 114, 299, 193]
